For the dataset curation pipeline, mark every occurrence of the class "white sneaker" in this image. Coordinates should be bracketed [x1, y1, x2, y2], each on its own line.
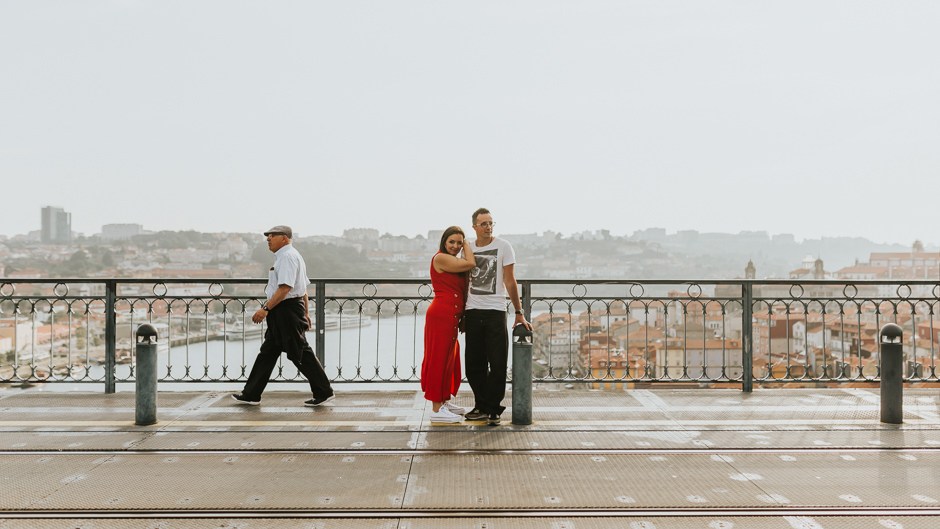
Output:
[442, 401, 467, 415]
[429, 407, 463, 423]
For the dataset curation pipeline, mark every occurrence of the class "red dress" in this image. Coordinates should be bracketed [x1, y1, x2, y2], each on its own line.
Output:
[422, 253, 466, 402]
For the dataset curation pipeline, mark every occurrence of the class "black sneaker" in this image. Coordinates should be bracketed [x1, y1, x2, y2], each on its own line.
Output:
[487, 413, 501, 426]
[231, 393, 260, 406]
[304, 394, 335, 407]
[464, 408, 486, 421]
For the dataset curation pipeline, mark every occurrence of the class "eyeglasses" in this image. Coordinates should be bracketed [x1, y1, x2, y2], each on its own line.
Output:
[476, 222, 495, 228]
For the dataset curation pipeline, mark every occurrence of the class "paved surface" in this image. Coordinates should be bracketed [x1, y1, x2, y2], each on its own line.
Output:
[0, 384, 938, 528]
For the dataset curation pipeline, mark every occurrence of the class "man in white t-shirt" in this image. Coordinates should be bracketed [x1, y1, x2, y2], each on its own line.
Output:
[463, 208, 531, 425]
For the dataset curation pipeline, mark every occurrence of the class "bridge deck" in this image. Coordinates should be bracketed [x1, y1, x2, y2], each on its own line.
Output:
[0, 385, 938, 528]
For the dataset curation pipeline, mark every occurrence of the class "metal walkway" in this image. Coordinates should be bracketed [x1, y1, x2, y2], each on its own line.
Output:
[0, 385, 938, 528]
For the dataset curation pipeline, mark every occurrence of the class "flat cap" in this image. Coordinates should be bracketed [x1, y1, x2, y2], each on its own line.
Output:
[263, 225, 293, 238]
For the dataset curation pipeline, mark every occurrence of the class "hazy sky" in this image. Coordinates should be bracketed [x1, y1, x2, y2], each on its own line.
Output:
[2, 1, 938, 244]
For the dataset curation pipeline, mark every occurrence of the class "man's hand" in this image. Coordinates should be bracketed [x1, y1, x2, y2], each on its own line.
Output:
[514, 313, 532, 331]
[304, 313, 312, 331]
[252, 309, 267, 324]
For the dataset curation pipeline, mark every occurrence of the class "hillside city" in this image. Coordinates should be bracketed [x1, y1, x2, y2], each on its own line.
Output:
[2, 207, 939, 387]
[3, 207, 938, 281]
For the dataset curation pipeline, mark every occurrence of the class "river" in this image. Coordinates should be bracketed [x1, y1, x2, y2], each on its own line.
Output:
[113, 315, 470, 383]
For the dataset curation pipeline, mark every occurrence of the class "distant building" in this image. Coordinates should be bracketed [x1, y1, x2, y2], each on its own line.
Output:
[343, 228, 380, 242]
[216, 236, 250, 260]
[41, 206, 71, 244]
[788, 256, 828, 280]
[831, 241, 940, 295]
[101, 223, 143, 241]
[426, 230, 444, 246]
[378, 234, 427, 253]
[631, 227, 667, 242]
[867, 249, 940, 280]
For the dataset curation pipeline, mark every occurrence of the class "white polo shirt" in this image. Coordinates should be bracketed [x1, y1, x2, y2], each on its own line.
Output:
[265, 244, 310, 300]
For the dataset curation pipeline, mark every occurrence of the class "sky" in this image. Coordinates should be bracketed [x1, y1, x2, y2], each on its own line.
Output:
[1, 1, 938, 245]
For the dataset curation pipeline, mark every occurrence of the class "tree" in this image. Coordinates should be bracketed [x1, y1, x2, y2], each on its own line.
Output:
[294, 242, 381, 278]
[65, 250, 90, 275]
[100, 249, 116, 267]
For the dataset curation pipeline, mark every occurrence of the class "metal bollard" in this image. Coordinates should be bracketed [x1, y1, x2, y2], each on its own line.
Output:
[135, 324, 159, 426]
[511, 324, 533, 425]
[879, 323, 903, 424]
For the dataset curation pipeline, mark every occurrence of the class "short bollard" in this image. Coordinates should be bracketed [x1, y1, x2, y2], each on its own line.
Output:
[879, 323, 903, 424]
[512, 324, 533, 426]
[135, 324, 159, 426]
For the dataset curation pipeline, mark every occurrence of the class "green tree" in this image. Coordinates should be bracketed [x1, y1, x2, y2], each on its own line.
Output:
[99, 248, 116, 267]
[295, 242, 376, 278]
[65, 250, 90, 275]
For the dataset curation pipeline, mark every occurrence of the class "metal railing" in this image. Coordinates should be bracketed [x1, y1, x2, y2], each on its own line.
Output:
[1, 278, 938, 392]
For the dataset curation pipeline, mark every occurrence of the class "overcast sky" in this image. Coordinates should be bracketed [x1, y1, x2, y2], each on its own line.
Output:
[2, 1, 938, 244]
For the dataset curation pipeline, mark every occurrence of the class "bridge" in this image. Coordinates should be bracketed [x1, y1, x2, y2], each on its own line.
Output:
[1, 278, 938, 526]
[0, 385, 938, 527]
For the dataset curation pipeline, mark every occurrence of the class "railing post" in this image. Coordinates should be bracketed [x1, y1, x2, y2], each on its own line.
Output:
[135, 324, 158, 426]
[879, 323, 903, 424]
[511, 324, 533, 425]
[521, 280, 531, 321]
[742, 281, 753, 393]
[104, 280, 117, 394]
[314, 281, 326, 366]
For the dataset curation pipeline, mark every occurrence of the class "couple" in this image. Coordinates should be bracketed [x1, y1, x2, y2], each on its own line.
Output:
[422, 208, 531, 425]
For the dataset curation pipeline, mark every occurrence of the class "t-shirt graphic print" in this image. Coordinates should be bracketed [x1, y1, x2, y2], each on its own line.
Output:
[465, 237, 516, 311]
[470, 249, 499, 296]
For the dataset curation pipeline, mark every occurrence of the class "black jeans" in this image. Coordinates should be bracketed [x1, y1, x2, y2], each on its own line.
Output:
[241, 298, 333, 400]
[463, 309, 508, 415]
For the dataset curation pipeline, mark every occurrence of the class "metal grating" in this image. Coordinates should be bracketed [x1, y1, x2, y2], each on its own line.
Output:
[5, 452, 937, 512]
[0, 392, 203, 409]
[0, 518, 938, 529]
[398, 517, 940, 529]
[0, 454, 411, 511]
[406, 452, 940, 510]
[0, 520, 400, 529]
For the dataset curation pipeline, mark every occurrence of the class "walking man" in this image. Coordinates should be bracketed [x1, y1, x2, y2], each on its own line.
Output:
[232, 225, 334, 407]
[463, 208, 531, 425]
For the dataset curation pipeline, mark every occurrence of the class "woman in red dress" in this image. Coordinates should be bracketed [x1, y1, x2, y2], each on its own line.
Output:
[423, 226, 476, 423]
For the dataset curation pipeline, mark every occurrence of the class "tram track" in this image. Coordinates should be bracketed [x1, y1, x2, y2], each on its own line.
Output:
[3, 446, 940, 456]
[2, 507, 940, 519]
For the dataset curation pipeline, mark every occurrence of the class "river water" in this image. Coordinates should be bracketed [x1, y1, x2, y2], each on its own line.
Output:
[115, 315, 469, 383]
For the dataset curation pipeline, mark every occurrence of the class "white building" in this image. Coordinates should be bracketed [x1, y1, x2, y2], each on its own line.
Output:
[101, 224, 143, 240]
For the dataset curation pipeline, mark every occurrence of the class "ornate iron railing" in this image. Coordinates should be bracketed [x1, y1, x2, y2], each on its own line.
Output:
[1, 278, 938, 392]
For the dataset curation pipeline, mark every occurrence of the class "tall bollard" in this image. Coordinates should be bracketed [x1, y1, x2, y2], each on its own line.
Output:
[512, 324, 533, 425]
[879, 323, 903, 424]
[135, 324, 159, 426]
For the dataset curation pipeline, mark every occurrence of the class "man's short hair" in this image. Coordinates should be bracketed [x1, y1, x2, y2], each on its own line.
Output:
[472, 208, 490, 226]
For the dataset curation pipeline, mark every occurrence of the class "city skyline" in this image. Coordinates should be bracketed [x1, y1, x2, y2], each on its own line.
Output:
[2, 2, 938, 244]
[3, 207, 939, 249]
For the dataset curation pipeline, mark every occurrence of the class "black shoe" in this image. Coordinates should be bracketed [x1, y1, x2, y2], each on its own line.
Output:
[304, 394, 335, 407]
[487, 413, 501, 426]
[465, 408, 486, 421]
[231, 393, 260, 406]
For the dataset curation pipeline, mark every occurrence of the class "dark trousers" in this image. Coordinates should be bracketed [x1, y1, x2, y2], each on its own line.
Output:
[241, 298, 333, 400]
[464, 309, 508, 415]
